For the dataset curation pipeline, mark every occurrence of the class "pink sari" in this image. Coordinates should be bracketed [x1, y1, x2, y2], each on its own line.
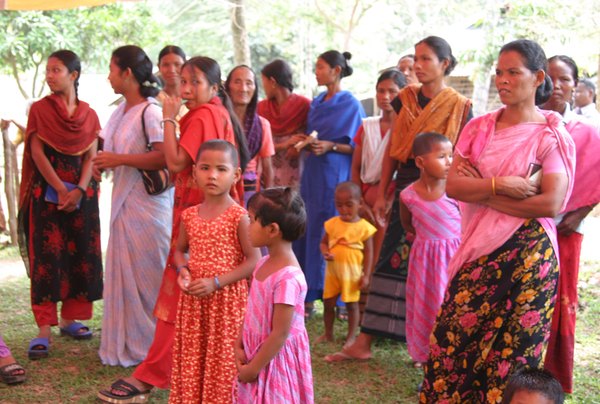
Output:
[448, 107, 576, 281]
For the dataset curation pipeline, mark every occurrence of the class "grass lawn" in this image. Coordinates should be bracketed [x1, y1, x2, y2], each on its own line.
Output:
[0, 244, 599, 403]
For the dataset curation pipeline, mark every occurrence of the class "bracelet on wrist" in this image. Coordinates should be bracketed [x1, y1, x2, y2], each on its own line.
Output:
[492, 177, 496, 196]
[160, 118, 177, 129]
[214, 276, 221, 290]
[75, 185, 86, 194]
[177, 265, 189, 276]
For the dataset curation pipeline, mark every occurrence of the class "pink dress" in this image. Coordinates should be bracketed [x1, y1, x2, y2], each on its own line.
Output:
[235, 257, 314, 404]
[400, 184, 461, 363]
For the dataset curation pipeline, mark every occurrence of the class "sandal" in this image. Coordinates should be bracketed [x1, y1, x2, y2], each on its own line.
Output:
[304, 307, 317, 321]
[60, 322, 92, 340]
[0, 362, 27, 384]
[336, 306, 348, 322]
[97, 379, 151, 403]
[28, 337, 49, 360]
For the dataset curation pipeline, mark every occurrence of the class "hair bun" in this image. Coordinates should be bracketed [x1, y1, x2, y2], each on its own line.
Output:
[342, 52, 352, 61]
[535, 74, 554, 106]
[342, 52, 353, 77]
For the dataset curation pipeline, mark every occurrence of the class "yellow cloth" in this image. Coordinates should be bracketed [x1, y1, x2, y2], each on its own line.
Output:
[389, 84, 471, 163]
[323, 217, 377, 302]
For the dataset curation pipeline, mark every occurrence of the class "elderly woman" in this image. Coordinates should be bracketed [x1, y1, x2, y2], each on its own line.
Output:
[542, 55, 600, 393]
[420, 39, 576, 403]
[19, 50, 103, 359]
[225, 65, 274, 204]
[257, 59, 311, 189]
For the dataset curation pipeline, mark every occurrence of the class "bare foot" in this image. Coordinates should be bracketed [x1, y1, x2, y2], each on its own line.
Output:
[313, 334, 333, 344]
[111, 376, 153, 397]
[327, 332, 373, 362]
[342, 334, 357, 350]
[0, 355, 24, 376]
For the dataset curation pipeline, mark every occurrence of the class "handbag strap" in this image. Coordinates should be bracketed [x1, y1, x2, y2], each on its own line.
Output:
[140, 103, 153, 151]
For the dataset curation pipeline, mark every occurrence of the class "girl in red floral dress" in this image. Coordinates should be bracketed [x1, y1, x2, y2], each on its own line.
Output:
[169, 140, 260, 404]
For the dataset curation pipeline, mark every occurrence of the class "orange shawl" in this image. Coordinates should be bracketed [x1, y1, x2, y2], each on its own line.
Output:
[389, 84, 471, 162]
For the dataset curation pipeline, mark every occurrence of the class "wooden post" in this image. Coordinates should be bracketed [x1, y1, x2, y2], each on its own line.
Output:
[2, 124, 18, 245]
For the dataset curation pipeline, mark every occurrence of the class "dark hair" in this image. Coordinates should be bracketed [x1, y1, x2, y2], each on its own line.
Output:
[334, 181, 362, 200]
[499, 39, 553, 105]
[158, 45, 186, 65]
[196, 139, 239, 167]
[501, 368, 564, 404]
[183, 57, 250, 171]
[261, 59, 294, 92]
[318, 50, 353, 79]
[580, 78, 596, 103]
[548, 55, 578, 84]
[415, 36, 457, 76]
[112, 45, 161, 98]
[400, 54, 415, 62]
[247, 187, 307, 242]
[224, 65, 259, 117]
[412, 132, 452, 158]
[49, 50, 81, 96]
[376, 69, 406, 90]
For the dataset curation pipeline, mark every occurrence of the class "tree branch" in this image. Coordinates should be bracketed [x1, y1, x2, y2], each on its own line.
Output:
[8, 54, 29, 99]
[314, 0, 347, 34]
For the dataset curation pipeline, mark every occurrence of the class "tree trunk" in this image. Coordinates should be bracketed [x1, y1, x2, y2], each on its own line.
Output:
[472, 66, 493, 117]
[2, 125, 19, 245]
[229, 0, 251, 67]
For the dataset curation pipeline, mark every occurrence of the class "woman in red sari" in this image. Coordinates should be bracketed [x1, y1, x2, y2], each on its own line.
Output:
[542, 54, 600, 393]
[18, 50, 102, 359]
[257, 59, 311, 189]
[98, 56, 249, 403]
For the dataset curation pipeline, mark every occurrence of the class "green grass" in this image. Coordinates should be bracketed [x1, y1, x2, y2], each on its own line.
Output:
[1, 262, 599, 403]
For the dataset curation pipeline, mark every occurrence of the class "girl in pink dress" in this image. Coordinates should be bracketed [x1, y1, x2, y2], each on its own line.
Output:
[234, 187, 314, 404]
[399, 133, 461, 367]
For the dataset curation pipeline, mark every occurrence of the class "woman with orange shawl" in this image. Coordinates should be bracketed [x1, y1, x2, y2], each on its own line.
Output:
[326, 36, 471, 363]
[18, 50, 102, 359]
[257, 59, 311, 189]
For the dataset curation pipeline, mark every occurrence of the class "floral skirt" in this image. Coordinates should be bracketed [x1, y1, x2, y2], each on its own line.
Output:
[421, 219, 559, 404]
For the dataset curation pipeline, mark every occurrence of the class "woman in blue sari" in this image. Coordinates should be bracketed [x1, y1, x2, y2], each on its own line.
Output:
[293, 50, 366, 318]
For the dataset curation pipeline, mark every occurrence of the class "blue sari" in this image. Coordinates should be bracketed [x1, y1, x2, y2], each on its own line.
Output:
[293, 90, 366, 302]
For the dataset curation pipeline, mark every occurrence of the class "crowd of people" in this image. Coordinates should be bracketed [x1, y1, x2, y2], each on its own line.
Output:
[0, 32, 598, 404]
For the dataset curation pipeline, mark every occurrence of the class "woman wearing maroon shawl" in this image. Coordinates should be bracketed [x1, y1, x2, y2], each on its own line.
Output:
[542, 55, 600, 393]
[257, 60, 311, 189]
[18, 50, 102, 359]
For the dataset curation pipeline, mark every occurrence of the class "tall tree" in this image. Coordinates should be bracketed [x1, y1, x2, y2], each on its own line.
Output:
[229, 0, 251, 66]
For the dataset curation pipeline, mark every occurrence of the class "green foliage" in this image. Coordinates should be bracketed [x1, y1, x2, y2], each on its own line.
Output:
[0, 3, 165, 99]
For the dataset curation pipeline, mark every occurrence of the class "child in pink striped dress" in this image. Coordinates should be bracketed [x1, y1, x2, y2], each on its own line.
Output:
[399, 133, 461, 368]
[234, 187, 313, 404]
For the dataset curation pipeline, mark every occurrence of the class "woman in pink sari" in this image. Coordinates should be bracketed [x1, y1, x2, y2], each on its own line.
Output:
[542, 55, 600, 393]
[420, 39, 576, 403]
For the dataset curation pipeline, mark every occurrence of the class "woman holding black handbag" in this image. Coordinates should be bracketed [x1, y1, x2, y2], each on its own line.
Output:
[92, 45, 173, 368]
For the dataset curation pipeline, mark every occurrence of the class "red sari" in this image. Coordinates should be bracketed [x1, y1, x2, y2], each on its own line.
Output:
[544, 118, 600, 393]
[257, 93, 310, 188]
[18, 94, 102, 323]
[153, 97, 240, 323]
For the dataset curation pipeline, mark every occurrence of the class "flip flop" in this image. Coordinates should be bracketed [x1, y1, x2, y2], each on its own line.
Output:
[59, 322, 92, 340]
[324, 351, 369, 363]
[98, 379, 151, 404]
[28, 337, 49, 360]
[304, 307, 317, 321]
[0, 362, 27, 384]
[336, 306, 348, 322]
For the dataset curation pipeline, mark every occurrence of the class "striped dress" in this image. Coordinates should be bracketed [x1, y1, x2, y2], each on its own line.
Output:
[400, 184, 461, 363]
[235, 257, 314, 404]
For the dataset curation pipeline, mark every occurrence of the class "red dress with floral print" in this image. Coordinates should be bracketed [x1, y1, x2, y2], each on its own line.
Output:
[26, 144, 103, 306]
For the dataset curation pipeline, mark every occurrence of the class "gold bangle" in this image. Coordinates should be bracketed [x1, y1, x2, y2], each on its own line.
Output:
[492, 177, 496, 196]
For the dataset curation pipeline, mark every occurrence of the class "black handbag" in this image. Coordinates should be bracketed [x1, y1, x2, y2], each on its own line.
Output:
[139, 103, 173, 196]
